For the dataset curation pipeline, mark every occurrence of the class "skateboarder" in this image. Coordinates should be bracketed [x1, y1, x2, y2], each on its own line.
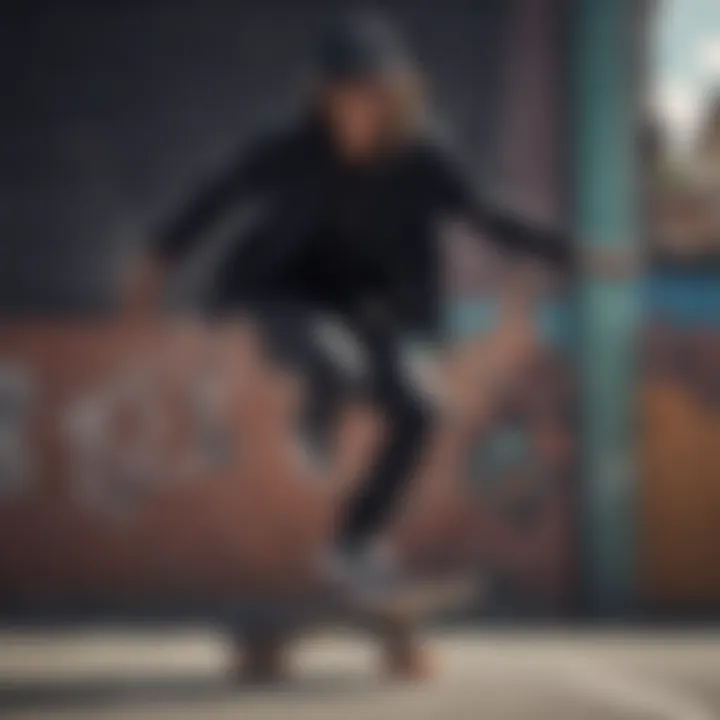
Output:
[125, 11, 572, 607]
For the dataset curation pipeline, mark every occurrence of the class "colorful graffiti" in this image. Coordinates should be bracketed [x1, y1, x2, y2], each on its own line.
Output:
[0, 305, 576, 615]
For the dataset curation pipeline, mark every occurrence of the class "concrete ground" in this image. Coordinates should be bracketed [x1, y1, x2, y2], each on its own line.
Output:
[0, 628, 719, 720]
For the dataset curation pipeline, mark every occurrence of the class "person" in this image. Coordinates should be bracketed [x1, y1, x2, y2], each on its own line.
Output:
[125, 12, 571, 606]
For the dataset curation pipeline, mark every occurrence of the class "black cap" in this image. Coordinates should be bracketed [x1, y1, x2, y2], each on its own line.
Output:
[312, 11, 410, 82]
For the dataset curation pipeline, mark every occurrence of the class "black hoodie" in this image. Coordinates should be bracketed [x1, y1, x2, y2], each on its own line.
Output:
[155, 118, 571, 334]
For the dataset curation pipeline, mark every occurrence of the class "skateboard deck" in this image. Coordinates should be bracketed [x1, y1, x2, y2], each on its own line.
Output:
[341, 575, 481, 625]
[236, 575, 482, 682]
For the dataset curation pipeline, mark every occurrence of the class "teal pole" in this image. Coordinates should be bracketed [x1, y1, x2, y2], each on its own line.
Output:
[575, 0, 642, 614]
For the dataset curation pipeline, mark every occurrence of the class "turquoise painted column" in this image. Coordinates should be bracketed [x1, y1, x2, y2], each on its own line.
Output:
[575, 0, 642, 614]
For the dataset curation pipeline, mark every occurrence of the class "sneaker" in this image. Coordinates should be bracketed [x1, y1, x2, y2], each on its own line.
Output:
[319, 541, 405, 611]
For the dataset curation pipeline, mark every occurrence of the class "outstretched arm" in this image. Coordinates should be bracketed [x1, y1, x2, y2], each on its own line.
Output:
[428, 143, 574, 272]
[473, 201, 573, 271]
[123, 141, 270, 317]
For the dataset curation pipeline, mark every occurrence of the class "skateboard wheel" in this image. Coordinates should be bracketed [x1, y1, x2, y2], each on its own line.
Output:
[383, 636, 434, 681]
[234, 632, 290, 683]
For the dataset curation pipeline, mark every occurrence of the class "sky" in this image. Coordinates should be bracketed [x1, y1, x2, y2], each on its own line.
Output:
[653, 0, 720, 155]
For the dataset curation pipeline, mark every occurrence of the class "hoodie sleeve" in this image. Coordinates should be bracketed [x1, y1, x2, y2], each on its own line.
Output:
[152, 137, 276, 264]
[425, 142, 574, 271]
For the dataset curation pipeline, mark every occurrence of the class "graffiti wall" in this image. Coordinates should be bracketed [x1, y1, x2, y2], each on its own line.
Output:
[0, 302, 575, 616]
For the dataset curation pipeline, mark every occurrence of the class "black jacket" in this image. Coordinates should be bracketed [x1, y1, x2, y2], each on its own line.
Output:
[156, 120, 571, 334]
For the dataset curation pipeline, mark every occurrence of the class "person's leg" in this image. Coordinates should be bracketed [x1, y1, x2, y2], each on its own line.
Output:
[258, 302, 367, 469]
[296, 314, 371, 468]
[335, 329, 436, 553]
[258, 303, 436, 594]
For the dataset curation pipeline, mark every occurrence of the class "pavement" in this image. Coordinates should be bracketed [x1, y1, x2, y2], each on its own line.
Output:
[0, 628, 719, 719]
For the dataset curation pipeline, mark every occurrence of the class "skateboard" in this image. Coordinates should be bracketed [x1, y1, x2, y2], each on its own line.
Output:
[234, 575, 481, 683]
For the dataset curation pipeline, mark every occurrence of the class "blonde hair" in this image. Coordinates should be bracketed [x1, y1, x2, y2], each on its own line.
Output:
[380, 62, 428, 145]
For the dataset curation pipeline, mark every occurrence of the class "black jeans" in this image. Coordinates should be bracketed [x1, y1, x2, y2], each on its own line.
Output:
[256, 301, 435, 551]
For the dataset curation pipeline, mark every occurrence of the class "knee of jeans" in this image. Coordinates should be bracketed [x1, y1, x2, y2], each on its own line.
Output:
[390, 388, 437, 441]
